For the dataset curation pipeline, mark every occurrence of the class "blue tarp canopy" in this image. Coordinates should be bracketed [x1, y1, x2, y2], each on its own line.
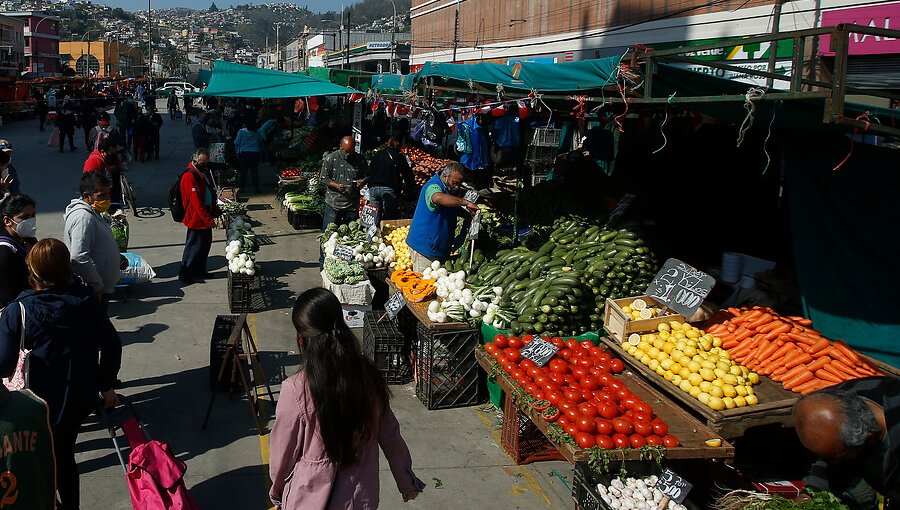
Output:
[190, 60, 359, 98]
[404, 57, 621, 92]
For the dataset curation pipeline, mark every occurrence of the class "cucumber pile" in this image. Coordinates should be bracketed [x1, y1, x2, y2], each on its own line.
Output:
[467, 217, 658, 337]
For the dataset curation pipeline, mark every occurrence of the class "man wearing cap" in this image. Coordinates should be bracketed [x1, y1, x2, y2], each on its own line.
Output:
[83, 138, 123, 204]
[0, 141, 20, 197]
[88, 112, 123, 151]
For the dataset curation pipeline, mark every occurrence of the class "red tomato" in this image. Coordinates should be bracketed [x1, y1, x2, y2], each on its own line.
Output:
[493, 334, 509, 348]
[596, 351, 612, 362]
[645, 435, 662, 446]
[484, 343, 498, 354]
[564, 389, 584, 403]
[652, 420, 669, 437]
[559, 348, 573, 360]
[522, 334, 535, 344]
[607, 379, 625, 392]
[565, 339, 579, 350]
[580, 340, 595, 350]
[510, 369, 525, 382]
[595, 419, 614, 435]
[662, 435, 681, 448]
[548, 359, 569, 375]
[630, 434, 648, 448]
[541, 407, 560, 422]
[559, 399, 578, 413]
[612, 417, 634, 435]
[557, 416, 570, 429]
[609, 358, 625, 373]
[616, 388, 632, 402]
[525, 384, 539, 396]
[565, 423, 579, 436]
[595, 390, 615, 403]
[564, 408, 581, 421]
[520, 358, 536, 369]
[579, 389, 593, 402]
[549, 373, 565, 385]
[549, 336, 565, 348]
[634, 402, 654, 416]
[525, 367, 540, 379]
[621, 395, 637, 409]
[577, 416, 595, 433]
[572, 367, 589, 379]
[576, 357, 593, 368]
[578, 403, 598, 418]
[564, 375, 577, 386]
[589, 346, 605, 358]
[508, 337, 523, 349]
[598, 403, 619, 420]
[595, 434, 614, 450]
[533, 391, 545, 400]
[506, 349, 522, 363]
[575, 432, 595, 449]
[598, 373, 613, 386]
[632, 411, 653, 424]
[534, 374, 549, 387]
[546, 391, 563, 407]
[612, 433, 630, 449]
[594, 361, 610, 373]
[633, 420, 653, 436]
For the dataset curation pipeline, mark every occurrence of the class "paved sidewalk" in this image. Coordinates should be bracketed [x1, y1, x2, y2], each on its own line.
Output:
[0, 102, 573, 509]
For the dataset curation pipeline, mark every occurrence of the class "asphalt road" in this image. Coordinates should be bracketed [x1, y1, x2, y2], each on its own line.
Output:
[0, 101, 572, 509]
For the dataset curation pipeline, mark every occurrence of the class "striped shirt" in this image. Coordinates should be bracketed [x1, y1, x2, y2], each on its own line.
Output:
[803, 376, 900, 501]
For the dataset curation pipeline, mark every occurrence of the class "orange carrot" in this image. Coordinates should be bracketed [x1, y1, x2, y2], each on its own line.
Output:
[781, 364, 809, 382]
[726, 307, 742, 316]
[806, 356, 832, 374]
[795, 379, 827, 395]
[832, 359, 863, 379]
[772, 366, 788, 377]
[787, 332, 819, 346]
[764, 323, 792, 341]
[807, 338, 831, 356]
[783, 369, 815, 390]
[822, 364, 850, 382]
[815, 369, 842, 383]
[707, 324, 727, 335]
[833, 341, 863, 366]
[766, 343, 800, 366]
[746, 313, 773, 330]
[756, 341, 781, 364]
[787, 316, 813, 326]
[733, 327, 755, 342]
[785, 352, 814, 369]
[726, 323, 737, 332]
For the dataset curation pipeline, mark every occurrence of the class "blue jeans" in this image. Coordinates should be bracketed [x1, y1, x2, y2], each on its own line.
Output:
[321, 203, 359, 231]
[368, 186, 400, 221]
[237, 151, 260, 191]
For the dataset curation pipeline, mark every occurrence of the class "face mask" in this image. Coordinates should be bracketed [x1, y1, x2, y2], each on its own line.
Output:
[195, 163, 208, 172]
[91, 199, 111, 214]
[12, 217, 36, 238]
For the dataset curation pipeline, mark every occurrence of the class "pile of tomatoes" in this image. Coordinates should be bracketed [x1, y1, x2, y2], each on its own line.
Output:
[484, 334, 681, 451]
[280, 167, 302, 178]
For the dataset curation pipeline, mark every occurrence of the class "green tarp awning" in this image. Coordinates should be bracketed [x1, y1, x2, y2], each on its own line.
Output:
[191, 60, 358, 98]
[405, 57, 621, 92]
[371, 73, 409, 94]
[196, 69, 212, 86]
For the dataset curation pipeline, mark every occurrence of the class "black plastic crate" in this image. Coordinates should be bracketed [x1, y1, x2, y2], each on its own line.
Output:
[288, 209, 322, 230]
[209, 314, 246, 391]
[227, 272, 256, 313]
[414, 323, 487, 410]
[363, 313, 412, 384]
[368, 268, 389, 309]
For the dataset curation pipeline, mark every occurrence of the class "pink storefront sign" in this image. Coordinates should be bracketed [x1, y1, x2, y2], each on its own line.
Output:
[819, 3, 900, 56]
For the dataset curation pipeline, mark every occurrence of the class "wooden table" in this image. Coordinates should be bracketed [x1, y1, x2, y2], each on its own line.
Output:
[386, 279, 470, 330]
[475, 348, 735, 463]
[598, 336, 799, 439]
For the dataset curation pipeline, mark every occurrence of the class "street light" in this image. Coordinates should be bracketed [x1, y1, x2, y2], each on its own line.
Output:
[28, 16, 56, 76]
[388, 0, 397, 74]
[80, 29, 99, 76]
[321, 19, 343, 69]
[274, 22, 286, 70]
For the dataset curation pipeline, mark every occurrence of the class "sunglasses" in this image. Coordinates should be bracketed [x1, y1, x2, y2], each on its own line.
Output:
[0, 141, 13, 151]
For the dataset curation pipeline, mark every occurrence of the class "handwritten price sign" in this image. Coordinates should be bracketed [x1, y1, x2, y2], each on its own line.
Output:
[646, 258, 715, 318]
[333, 244, 355, 262]
[657, 468, 692, 504]
[384, 292, 407, 321]
[519, 337, 559, 367]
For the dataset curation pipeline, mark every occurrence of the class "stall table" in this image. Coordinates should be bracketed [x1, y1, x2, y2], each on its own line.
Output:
[475, 348, 735, 462]
[598, 336, 799, 439]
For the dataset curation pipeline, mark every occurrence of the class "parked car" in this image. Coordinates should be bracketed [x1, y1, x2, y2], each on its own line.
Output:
[155, 82, 198, 98]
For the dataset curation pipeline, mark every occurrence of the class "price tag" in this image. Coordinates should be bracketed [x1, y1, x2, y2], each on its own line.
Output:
[360, 204, 378, 229]
[384, 291, 407, 321]
[467, 210, 482, 240]
[603, 193, 636, 228]
[365, 224, 378, 242]
[333, 244, 355, 262]
[645, 258, 715, 318]
[657, 468, 692, 504]
[464, 189, 479, 203]
[519, 338, 559, 367]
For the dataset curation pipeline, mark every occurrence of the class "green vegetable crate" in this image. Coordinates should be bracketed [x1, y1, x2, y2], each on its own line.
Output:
[288, 209, 322, 230]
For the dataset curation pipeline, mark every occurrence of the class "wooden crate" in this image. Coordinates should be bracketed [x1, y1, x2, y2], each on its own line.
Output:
[475, 348, 735, 462]
[604, 296, 685, 343]
[598, 337, 799, 439]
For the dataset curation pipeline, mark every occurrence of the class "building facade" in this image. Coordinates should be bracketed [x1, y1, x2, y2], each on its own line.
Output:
[288, 30, 411, 73]
[0, 14, 24, 81]
[1, 11, 59, 77]
[59, 41, 144, 78]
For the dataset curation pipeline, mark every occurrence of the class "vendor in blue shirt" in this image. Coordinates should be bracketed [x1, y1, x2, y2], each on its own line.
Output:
[406, 162, 478, 272]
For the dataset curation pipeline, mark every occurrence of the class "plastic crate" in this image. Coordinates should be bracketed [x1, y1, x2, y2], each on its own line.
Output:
[209, 314, 246, 391]
[525, 145, 557, 164]
[501, 395, 566, 465]
[414, 322, 487, 410]
[227, 272, 256, 313]
[531, 128, 562, 147]
[368, 268, 390, 310]
[288, 209, 322, 230]
[363, 314, 413, 384]
[531, 173, 549, 186]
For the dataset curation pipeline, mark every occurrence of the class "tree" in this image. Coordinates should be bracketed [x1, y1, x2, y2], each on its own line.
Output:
[209, 2, 219, 11]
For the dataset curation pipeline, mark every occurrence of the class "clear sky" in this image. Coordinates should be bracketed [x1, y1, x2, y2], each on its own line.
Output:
[95, 1, 359, 11]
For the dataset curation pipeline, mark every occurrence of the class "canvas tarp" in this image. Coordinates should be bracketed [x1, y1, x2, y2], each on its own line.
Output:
[370, 73, 408, 94]
[306, 67, 375, 91]
[190, 60, 358, 98]
[404, 57, 621, 93]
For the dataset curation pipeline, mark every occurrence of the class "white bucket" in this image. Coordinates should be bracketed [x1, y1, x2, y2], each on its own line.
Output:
[721, 252, 743, 283]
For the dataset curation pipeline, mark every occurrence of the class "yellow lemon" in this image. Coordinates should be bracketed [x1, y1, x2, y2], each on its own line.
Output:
[678, 379, 693, 392]
[712, 337, 723, 347]
[722, 397, 736, 409]
[683, 346, 697, 357]
[647, 347, 661, 359]
[674, 332, 686, 341]
[672, 374, 683, 386]
[688, 373, 703, 387]
[622, 306, 633, 314]
[707, 396, 726, 411]
[748, 372, 760, 385]
[722, 384, 737, 398]
[699, 381, 713, 392]
[714, 368, 727, 379]
[705, 438, 722, 447]
[717, 361, 732, 372]
[662, 342, 676, 354]
[697, 392, 711, 405]
[708, 385, 725, 399]
[745, 385, 755, 396]
[733, 395, 747, 407]
[688, 385, 702, 398]
[700, 368, 717, 382]
[640, 354, 652, 365]
[658, 323, 670, 332]
[735, 384, 748, 396]
[660, 358, 674, 371]
[686, 329, 700, 339]
[662, 369, 674, 380]
[746, 394, 759, 405]
[648, 359, 660, 371]
[670, 362, 683, 374]
[678, 355, 692, 366]
[722, 374, 738, 386]
[687, 361, 702, 373]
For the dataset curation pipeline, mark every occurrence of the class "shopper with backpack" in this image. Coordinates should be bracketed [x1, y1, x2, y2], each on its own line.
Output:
[0, 238, 121, 510]
[88, 112, 123, 152]
[178, 149, 220, 285]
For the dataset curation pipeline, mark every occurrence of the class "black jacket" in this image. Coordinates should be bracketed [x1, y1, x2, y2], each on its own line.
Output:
[0, 280, 121, 425]
[367, 148, 414, 192]
[0, 233, 32, 309]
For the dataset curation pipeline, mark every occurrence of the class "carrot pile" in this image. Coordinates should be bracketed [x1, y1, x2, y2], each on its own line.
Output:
[705, 307, 883, 395]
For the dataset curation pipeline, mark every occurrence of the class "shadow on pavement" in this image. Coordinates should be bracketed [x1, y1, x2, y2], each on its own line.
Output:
[189, 464, 271, 509]
[117, 322, 169, 346]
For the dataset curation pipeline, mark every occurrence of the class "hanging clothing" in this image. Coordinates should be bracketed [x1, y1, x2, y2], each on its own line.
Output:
[459, 117, 491, 171]
[490, 109, 521, 149]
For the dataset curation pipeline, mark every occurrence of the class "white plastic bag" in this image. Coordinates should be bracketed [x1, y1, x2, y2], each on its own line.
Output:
[119, 252, 156, 285]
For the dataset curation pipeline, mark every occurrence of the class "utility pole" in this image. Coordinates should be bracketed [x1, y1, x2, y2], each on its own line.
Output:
[275, 23, 280, 70]
[345, 7, 351, 70]
[389, 0, 397, 74]
[766, 0, 786, 88]
[148, 0, 152, 83]
[452, 1, 459, 63]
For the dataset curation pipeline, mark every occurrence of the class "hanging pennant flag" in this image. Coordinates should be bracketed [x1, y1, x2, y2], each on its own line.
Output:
[516, 99, 531, 119]
[349, 93, 365, 103]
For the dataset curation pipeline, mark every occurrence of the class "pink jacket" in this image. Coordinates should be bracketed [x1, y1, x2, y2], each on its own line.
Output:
[269, 371, 424, 510]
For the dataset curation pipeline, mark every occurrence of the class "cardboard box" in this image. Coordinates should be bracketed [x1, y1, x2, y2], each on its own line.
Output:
[750, 480, 806, 497]
[343, 305, 372, 329]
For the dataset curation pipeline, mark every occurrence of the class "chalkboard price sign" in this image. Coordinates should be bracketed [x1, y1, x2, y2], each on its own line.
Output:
[385, 292, 407, 321]
[333, 244, 355, 262]
[645, 258, 715, 318]
[360, 204, 379, 229]
[604, 193, 636, 228]
[365, 224, 378, 242]
[467, 210, 482, 240]
[464, 189, 480, 204]
[657, 468, 693, 504]
[519, 338, 559, 367]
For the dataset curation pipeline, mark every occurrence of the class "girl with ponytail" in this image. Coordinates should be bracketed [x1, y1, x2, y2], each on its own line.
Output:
[269, 288, 424, 509]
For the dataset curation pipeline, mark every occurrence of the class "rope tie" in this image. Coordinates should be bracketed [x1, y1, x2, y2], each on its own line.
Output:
[570, 95, 587, 120]
[736, 87, 766, 148]
[833, 111, 873, 172]
[495, 83, 505, 101]
[652, 93, 677, 154]
[761, 102, 779, 174]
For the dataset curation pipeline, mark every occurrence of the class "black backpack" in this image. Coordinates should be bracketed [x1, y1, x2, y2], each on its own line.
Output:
[168, 171, 188, 222]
